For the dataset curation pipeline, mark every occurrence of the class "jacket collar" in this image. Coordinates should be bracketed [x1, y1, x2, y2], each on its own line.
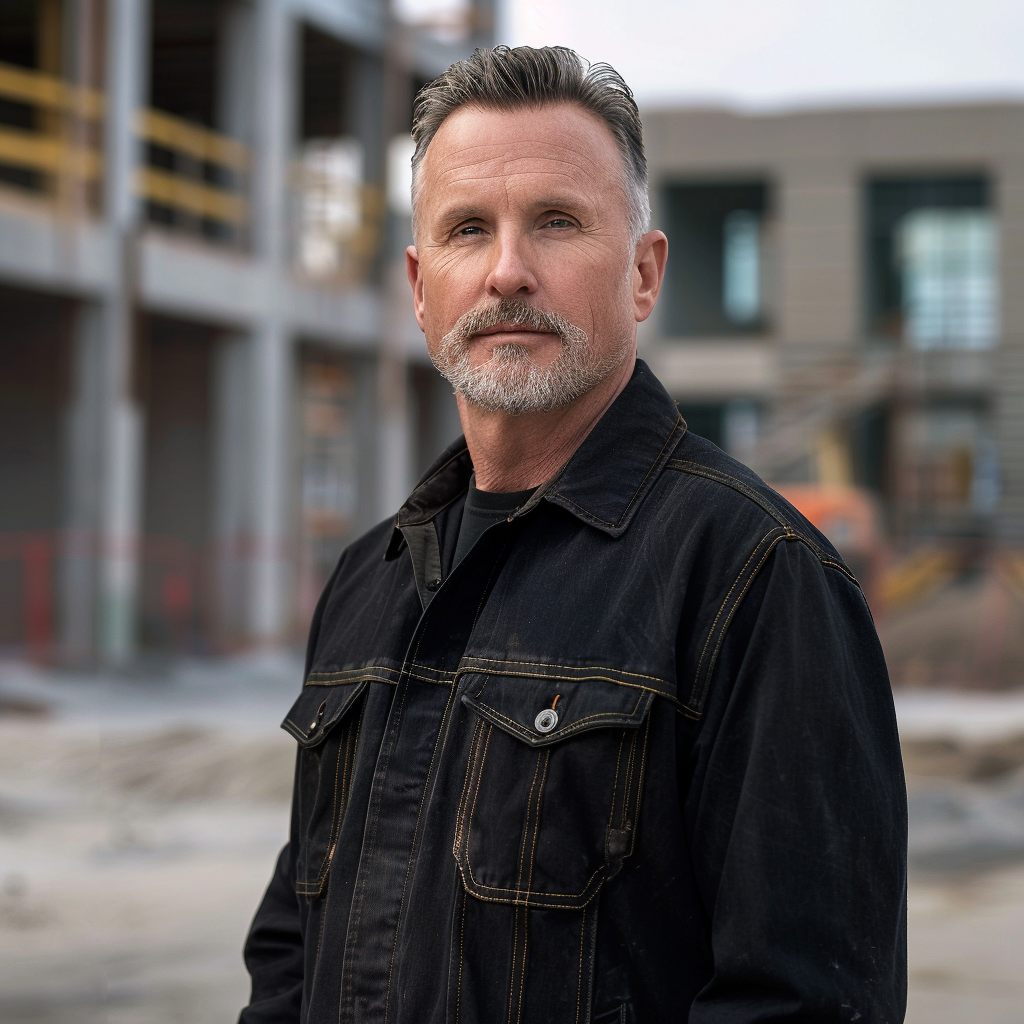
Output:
[393, 359, 686, 541]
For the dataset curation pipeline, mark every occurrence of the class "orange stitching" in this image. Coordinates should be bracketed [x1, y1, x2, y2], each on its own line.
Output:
[507, 905, 520, 1024]
[467, 691, 649, 744]
[554, 414, 684, 529]
[629, 718, 652, 858]
[461, 796, 608, 905]
[700, 535, 788, 695]
[453, 874, 606, 910]
[462, 853, 606, 905]
[296, 689, 366, 896]
[453, 719, 486, 857]
[526, 752, 550, 896]
[665, 459, 792, 527]
[575, 906, 587, 1024]
[608, 732, 627, 830]
[306, 666, 399, 682]
[694, 528, 783, 688]
[461, 725, 493, 872]
[459, 667, 679, 705]
[515, 905, 529, 1024]
[311, 718, 345, 893]
[666, 460, 863, 588]
[383, 685, 458, 1021]
[612, 413, 686, 523]
[618, 733, 636, 843]
[458, 656, 671, 687]
[339, 673, 412, 1008]
[517, 753, 545, 891]
[306, 664, 457, 687]
[455, 890, 466, 1024]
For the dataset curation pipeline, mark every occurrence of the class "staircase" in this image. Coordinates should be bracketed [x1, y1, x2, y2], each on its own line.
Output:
[751, 343, 898, 483]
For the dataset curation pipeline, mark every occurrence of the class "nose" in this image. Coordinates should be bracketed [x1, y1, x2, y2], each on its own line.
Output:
[484, 230, 539, 298]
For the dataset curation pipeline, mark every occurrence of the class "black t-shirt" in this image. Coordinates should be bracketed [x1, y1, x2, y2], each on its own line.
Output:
[452, 476, 535, 569]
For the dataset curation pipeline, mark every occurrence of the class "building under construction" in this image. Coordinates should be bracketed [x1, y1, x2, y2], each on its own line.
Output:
[3, 8, 1023, 677]
[641, 102, 1024, 685]
[0, 0, 488, 664]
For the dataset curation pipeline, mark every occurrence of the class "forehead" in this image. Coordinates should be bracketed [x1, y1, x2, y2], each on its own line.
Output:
[419, 102, 626, 207]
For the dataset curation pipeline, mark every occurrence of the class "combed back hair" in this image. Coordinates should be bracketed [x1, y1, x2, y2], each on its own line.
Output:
[410, 45, 650, 245]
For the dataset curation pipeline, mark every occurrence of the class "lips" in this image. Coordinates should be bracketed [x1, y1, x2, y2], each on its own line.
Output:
[474, 324, 556, 337]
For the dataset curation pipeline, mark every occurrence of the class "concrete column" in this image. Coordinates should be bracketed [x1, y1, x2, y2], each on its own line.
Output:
[216, 1, 257, 143]
[248, 323, 294, 640]
[59, 301, 103, 663]
[776, 159, 860, 347]
[994, 156, 1024, 544]
[211, 332, 251, 640]
[245, 0, 296, 643]
[96, 0, 148, 665]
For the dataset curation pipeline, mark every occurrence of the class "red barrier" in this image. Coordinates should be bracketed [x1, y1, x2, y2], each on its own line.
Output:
[0, 530, 307, 660]
[22, 535, 52, 658]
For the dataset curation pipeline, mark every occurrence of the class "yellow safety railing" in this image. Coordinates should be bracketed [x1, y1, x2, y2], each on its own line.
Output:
[0, 61, 103, 117]
[136, 108, 249, 230]
[879, 547, 958, 610]
[0, 60, 249, 237]
[0, 59, 104, 187]
[138, 108, 248, 170]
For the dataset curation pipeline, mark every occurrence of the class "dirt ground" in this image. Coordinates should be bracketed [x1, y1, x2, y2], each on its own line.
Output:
[2, 660, 1024, 1023]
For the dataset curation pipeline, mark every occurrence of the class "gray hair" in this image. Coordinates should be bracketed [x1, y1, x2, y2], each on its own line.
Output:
[410, 46, 650, 245]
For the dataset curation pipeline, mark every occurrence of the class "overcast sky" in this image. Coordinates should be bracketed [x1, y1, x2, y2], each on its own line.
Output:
[495, 0, 1024, 109]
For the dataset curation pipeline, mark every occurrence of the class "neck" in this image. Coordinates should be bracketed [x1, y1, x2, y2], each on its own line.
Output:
[457, 354, 636, 492]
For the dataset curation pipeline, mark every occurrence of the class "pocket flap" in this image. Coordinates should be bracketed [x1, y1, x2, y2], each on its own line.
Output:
[460, 674, 654, 748]
[281, 680, 369, 747]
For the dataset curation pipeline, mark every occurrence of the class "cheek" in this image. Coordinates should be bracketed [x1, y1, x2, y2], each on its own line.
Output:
[577, 264, 634, 335]
[422, 254, 485, 322]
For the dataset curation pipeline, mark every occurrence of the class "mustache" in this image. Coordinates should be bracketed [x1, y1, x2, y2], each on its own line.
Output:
[443, 297, 587, 348]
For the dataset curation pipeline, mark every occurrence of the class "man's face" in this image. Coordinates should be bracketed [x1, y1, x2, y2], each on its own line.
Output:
[407, 102, 641, 415]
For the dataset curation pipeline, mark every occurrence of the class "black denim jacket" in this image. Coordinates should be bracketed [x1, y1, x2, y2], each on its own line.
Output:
[241, 361, 907, 1024]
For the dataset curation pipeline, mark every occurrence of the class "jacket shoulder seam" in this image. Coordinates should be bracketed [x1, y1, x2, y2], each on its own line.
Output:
[685, 527, 789, 714]
[665, 458, 859, 586]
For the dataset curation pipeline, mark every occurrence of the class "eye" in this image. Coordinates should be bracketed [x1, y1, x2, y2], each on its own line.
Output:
[456, 224, 485, 236]
[544, 217, 575, 229]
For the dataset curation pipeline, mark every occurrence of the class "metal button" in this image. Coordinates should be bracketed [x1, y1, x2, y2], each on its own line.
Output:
[309, 700, 327, 733]
[534, 708, 558, 734]
[425, 577, 442, 592]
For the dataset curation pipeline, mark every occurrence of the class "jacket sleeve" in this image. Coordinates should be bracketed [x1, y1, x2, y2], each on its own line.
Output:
[683, 538, 908, 1023]
[239, 842, 304, 1023]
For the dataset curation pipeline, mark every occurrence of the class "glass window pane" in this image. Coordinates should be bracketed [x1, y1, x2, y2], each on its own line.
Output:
[722, 210, 761, 324]
[896, 209, 997, 350]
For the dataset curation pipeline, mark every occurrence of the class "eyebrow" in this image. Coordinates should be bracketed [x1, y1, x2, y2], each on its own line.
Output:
[436, 205, 483, 226]
[435, 195, 588, 226]
[530, 196, 587, 212]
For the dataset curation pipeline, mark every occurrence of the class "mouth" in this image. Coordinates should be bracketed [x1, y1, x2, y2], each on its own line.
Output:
[473, 323, 557, 339]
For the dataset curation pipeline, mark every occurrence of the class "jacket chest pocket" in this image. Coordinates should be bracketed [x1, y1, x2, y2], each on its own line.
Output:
[454, 674, 654, 910]
[281, 681, 368, 898]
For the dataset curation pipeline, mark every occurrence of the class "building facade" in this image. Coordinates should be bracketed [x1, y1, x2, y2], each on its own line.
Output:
[641, 102, 1024, 561]
[0, 0, 487, 664]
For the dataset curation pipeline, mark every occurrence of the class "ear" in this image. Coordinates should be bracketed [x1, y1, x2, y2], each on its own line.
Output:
[632, 230, 668, 323]
[407, 245, 426, 330]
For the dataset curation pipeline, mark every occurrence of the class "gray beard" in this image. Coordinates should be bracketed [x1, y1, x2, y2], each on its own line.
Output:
[431, 297, 628, 416]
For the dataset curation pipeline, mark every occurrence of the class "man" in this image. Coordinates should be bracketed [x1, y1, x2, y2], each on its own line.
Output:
[241, 46, 907, 1024]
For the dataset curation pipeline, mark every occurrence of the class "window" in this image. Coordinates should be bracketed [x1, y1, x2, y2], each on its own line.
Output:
[897, 210, 997, 350]
[866, 176, 997, 349]
[722, 210, 762, 324]
[296, 26, 377, 282]
[662, 182, 770, 337]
